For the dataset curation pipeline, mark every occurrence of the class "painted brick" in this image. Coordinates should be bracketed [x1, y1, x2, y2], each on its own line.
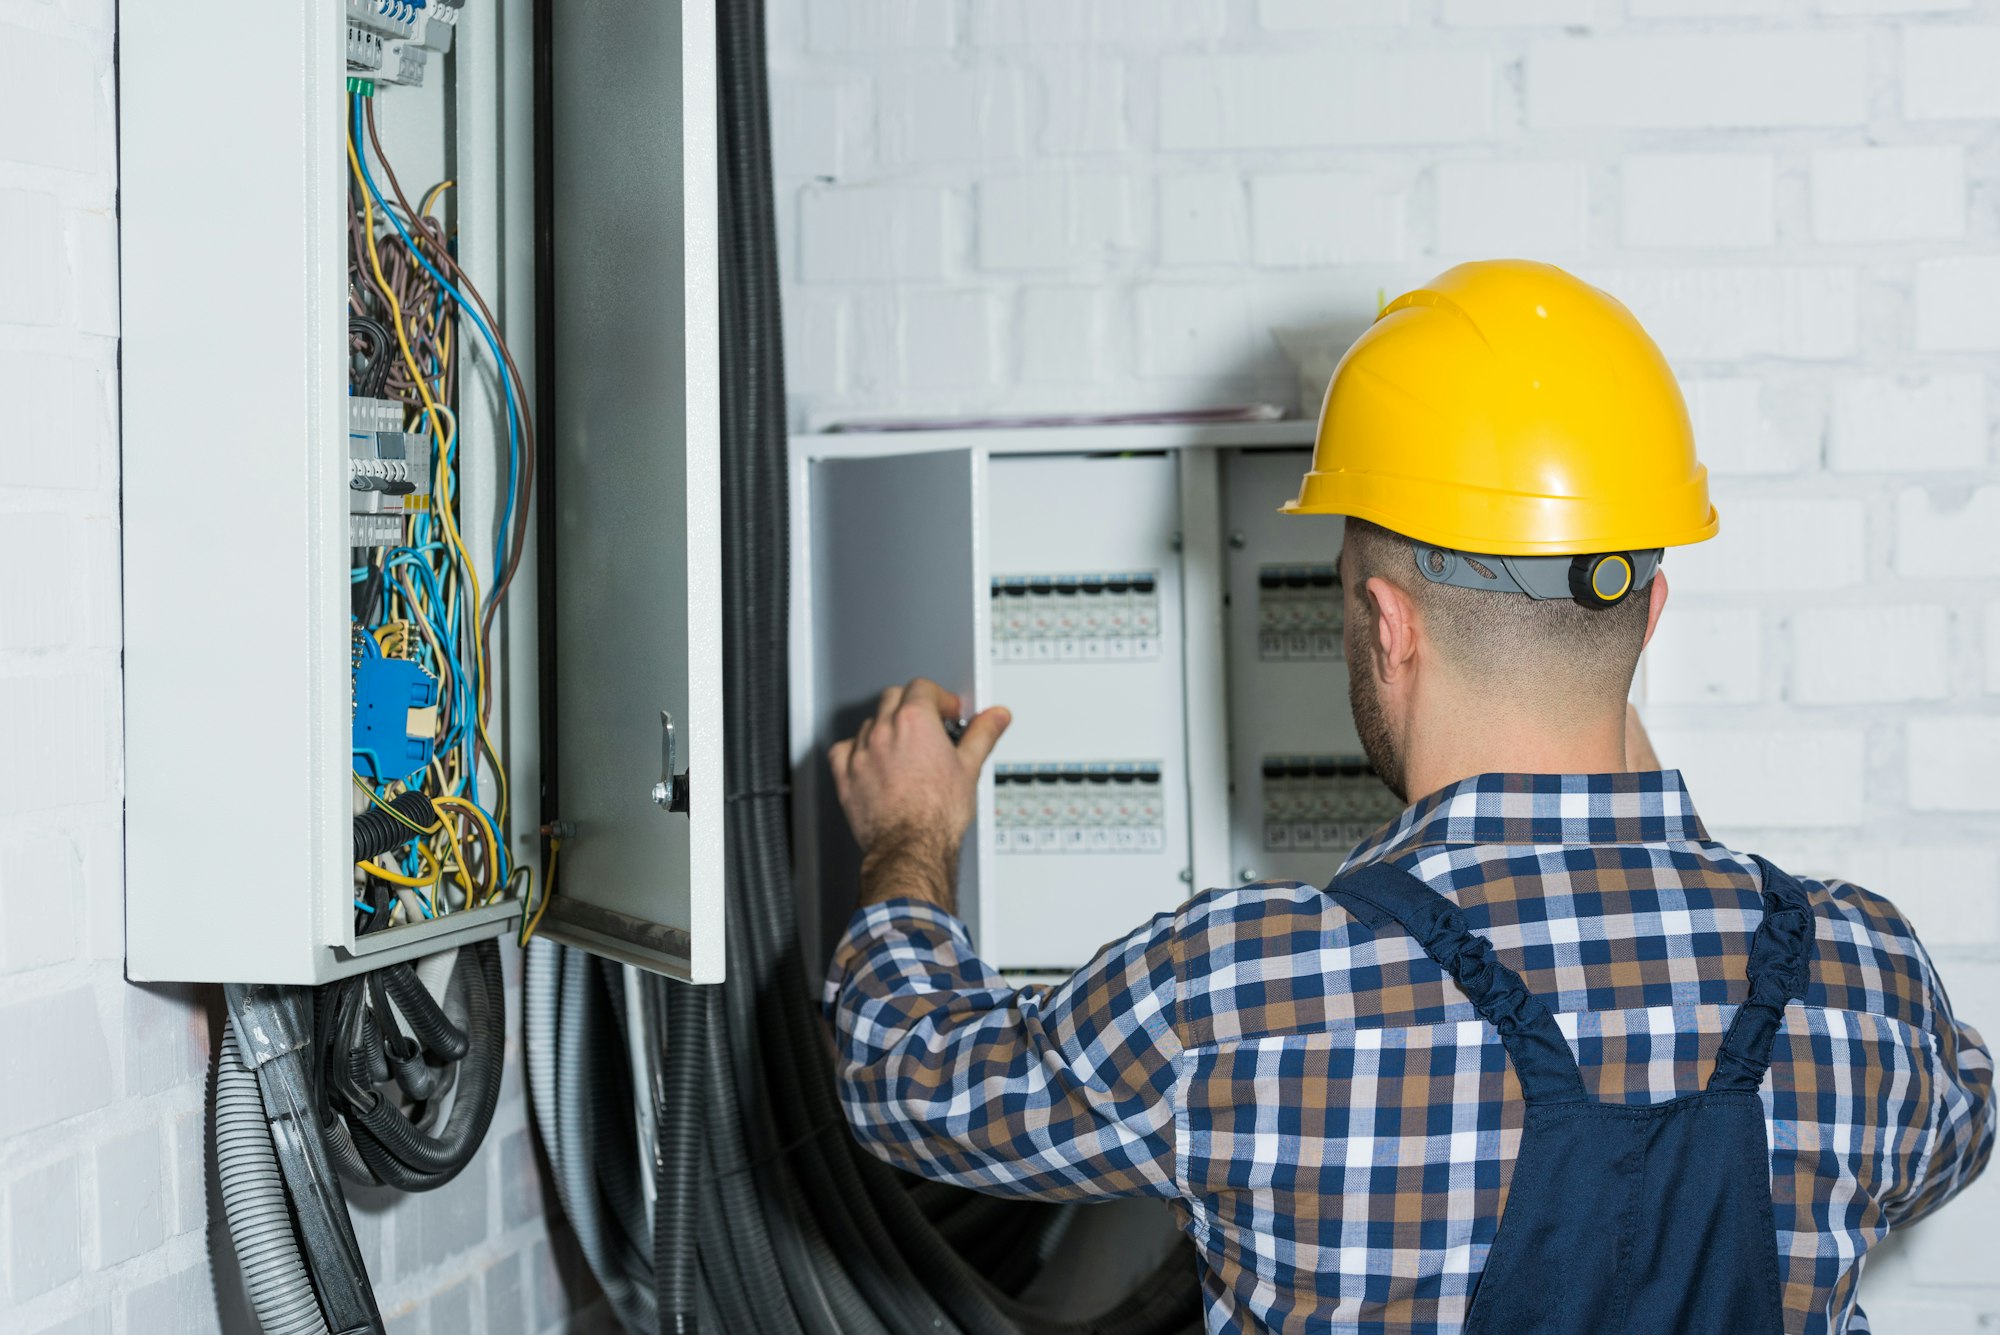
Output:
[0, 191, 63, 326]
[122, 1263, 220, 1335]
[0, 511, 83, 650]
[900, 290, 998, 391]
[1835, 846, 2000, 946]
[803, 0, 952, 51]
[1908, 716, 2000, 811]
[1811, 147, 1965, 244]
[1644, 608, 1761, 705]
[1527, 34, 1867, 130]
[0, 831, 79, 973]
[1645, 727, 1865, 828]
[1829, 373, 1986, 473]
[1250, 173, 1406, 266]
[798, 186, 951, 283]
[94, 1125, 167, 1266]
[1158, 172, 1247, 266]
[0, 351, 108, 490]
[877, 69, 1030, 167]
[1629, 0, 1794, 13]
[1681, 377, 1817, 476]
[978, 174, 1138, 272]
[0, 25, 104, 173]
[1791, 605, 1950, 704]
[1621, 154, 1776, 249]
[1259, 0, 1413, 27]
[771, 76, 871, 180]
[172, 1108, 206, 1236]
[1988, 603, 2000, 694]
[68, 207, 117, 338]
[485, 1256, 530, 1335]
[1134, 285, 1257, 380]
[429, 1281, 474, 1333]
[1904, 25, 2000, 121]
[404, 1155, 491, 1275]
[498, 1128, 542, 1230]
[1915, 257, 2000, 351]
[1160, 50, 1494, 150]
[971, 1, 1227, 45]
[1019, 288, 1109, 384]
[1041, 57, 1129, 155]
[26, 1309, 112, 1335]
[0, 988, 114, 1136]
[782, 294, 845, 398]
[1442, 0, 1595, 24]
[1670, 498, 1866, 593]
[1897, 485, 2000, 579]
[1588, 267, 1856, 360]
[1435, 160, 1587, 256]
[0, 669, 118, 812]
[8, 1155, 83, 1299]
[123, 983, 206, 1097]
[1821, 0, 1969, 11]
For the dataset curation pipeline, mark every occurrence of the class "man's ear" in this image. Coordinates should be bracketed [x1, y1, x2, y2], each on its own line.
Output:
[1640, 568, 1670, 653]
[1363, 575, 1420, 683]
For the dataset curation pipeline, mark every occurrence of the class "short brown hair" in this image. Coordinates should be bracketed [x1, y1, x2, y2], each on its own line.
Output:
[1340, 519, 1650, 710]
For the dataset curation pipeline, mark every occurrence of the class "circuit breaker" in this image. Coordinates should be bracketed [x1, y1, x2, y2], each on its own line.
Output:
[796, 431, 1406, 978]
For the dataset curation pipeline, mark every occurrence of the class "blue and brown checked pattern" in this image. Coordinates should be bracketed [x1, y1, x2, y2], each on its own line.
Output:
[825, 771, 1996, 1334]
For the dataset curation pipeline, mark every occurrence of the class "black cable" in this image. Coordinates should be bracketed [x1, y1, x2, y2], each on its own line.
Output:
[656, 979, 704, 1334]
[352, 791, 438, 862]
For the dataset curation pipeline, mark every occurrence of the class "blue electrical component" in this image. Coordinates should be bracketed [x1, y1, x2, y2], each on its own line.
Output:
[352, 629, 440, 784]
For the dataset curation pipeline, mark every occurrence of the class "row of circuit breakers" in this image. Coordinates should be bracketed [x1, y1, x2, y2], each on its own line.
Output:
[989, 574, 1163, 662]
[345, 0, 463, 87]
[349, 398, 440, 787]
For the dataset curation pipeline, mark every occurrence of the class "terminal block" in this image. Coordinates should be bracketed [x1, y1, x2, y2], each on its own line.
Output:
[989, 572, 1161, 662]
[1260, 756, 1403, 855]
[1257, 564, 1342, 662]
[351, 628, 439, 784]
[348, 396, 431, 547]
[993, 762, 1166, 855]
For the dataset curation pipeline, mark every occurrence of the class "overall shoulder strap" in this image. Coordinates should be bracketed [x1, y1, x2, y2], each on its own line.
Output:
[1707, 855, 1817, 1093]
[1328, 862, 1588, 1105]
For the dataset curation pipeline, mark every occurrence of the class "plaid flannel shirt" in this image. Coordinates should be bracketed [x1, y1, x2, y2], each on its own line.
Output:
[825, 771, 1995, 1334]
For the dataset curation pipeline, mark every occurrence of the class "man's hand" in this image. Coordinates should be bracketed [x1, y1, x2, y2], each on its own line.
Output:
[829, 678, 1010, 911]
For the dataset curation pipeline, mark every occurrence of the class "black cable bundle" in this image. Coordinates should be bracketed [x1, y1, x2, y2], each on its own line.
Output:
[316, 939, 505, 1195]
[352, 791, 439, 862]
[525, 4, 1203, 1331]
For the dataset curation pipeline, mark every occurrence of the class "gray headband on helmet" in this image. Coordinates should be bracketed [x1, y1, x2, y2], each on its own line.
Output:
[1412, 545, 1663, 609]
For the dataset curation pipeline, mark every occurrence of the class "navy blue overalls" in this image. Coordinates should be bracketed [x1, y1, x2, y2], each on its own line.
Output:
[1326, 855, 1815, 1334]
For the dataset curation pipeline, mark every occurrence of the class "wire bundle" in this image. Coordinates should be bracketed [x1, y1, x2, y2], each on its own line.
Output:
[345, 85, 546, 930]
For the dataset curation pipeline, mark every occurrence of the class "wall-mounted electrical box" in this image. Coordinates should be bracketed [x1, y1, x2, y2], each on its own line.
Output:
[792, 424, 1405, 976]
[121, 4, 726, 983]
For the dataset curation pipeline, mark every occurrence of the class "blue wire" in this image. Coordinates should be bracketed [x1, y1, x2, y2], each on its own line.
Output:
[351, 93, 521, 586]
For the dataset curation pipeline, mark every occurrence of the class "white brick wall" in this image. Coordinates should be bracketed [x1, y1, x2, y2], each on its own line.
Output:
[774, 0, 2000, 1324]
[0, 4, 594, 1333]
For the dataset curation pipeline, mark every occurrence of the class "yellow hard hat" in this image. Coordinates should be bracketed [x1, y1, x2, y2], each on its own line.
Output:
[1283, 260, 1718, 558]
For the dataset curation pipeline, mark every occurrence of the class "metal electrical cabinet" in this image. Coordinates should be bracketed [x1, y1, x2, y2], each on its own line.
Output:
[121, 4, 726, 983]
[792, 426, 1407, 977]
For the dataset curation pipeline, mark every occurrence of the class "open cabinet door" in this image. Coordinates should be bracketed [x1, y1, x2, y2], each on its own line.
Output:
[541, 1, 723, 981]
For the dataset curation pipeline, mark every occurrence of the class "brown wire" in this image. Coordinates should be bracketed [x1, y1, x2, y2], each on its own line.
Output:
[365, 98, 538, 683]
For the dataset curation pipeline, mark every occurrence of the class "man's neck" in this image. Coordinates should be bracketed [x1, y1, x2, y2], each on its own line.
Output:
[1400, 704, 1631, 806]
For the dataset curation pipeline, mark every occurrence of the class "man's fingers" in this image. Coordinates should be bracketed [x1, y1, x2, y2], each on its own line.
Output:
[956, 705, 1011, 771]
[898, 677, 962, 725]
[874, 684, 905, 725]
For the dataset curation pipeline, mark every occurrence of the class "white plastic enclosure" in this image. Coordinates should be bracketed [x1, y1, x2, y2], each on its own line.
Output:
[791, 422, 1400, 978]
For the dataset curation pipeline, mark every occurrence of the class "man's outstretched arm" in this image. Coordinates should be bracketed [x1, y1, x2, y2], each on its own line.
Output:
[823, 679, 1183, 1202]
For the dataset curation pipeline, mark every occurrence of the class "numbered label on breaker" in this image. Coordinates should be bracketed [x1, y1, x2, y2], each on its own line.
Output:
[1257, 565, 1341, 662]
[993, 762, 1166, 854]
[1261, 756, 1402, 853]
[990, 573, 1160, 662]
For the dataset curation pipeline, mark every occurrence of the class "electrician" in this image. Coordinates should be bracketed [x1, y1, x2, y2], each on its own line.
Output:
[822, 261, 1995, 1334]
